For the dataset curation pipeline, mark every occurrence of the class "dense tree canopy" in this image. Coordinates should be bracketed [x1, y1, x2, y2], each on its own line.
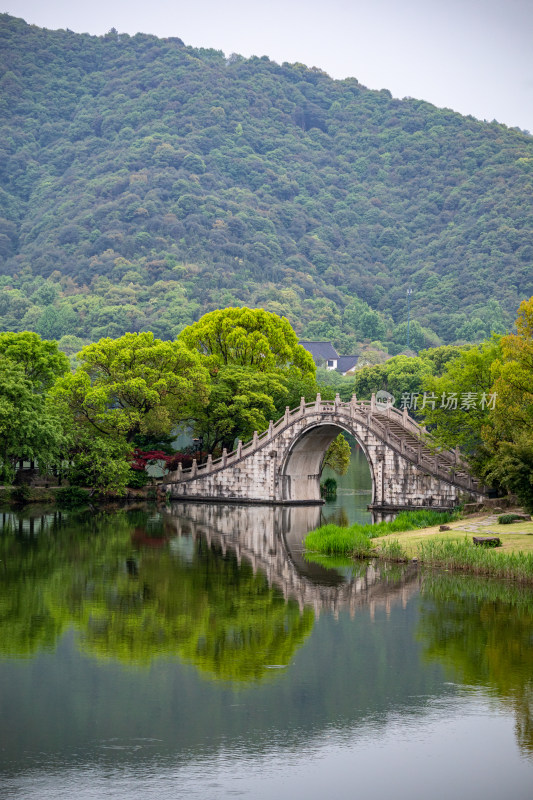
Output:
[0, 14, 531, 354]
[54, 332, 209, 443]
[483, 298, 533, 507]
[0, 332, 70, 481]
[179, 307, 315, 375]
[0, 356, 69, 482]
[417, 338, 502, 468]
[181, 308, 318, 451]
[0, 331, 69, 389]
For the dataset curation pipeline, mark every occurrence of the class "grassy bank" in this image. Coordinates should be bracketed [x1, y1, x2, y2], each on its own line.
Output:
[304, 509, 461, 557]
[305, 510, 533, 582]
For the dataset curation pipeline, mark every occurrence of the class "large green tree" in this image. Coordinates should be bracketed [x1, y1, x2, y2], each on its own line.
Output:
[483, 298, 533, 507]
[180, 308, 317, 449]
[0, 356, 69, 482]
[418, 337, 501, 472]
[0, 330, 69, 390]
[191, 366, 289, 452]
[0, 332, 71, 482]
[179, 307, 315, 375]
[54, 332, 210, 443]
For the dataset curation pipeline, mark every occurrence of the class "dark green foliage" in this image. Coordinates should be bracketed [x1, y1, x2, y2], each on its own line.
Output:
[55, 486, 90, 508]
[320, 477, 337, 498]
[498, 514, 525, 524]
[127, 469, 150, 489]
[0, 15, 531, 347]
[10, 483, 30, 505]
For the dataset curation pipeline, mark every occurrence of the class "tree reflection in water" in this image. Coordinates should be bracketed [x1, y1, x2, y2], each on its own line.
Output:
[0, 509, 314, 683]
[418, 572, 533, 759]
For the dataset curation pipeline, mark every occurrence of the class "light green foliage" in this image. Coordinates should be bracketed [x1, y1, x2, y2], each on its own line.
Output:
[0, 333, 71, 482]
[323, 433, 351, 476]
[179, 307, 315, 375]
[54, 332, 209, 443]
[305, 509, 460, 556]
[315, 367, 354, 401]
[418, 337, 502, 469]
[68, 433, 133, 496]
[483, 298, 533, 507]
[351, 354, 433, 400]
[181, 308, 318, 448]
[0, 330, 69, 390]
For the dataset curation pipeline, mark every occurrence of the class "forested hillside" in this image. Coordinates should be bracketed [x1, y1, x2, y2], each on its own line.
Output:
[0, 14, 531, 352]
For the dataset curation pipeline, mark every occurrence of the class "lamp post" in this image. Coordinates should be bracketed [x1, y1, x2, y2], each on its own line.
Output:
[406, 288, 412, 350]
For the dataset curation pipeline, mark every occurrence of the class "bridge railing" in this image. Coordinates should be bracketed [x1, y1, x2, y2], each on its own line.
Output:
[166, 394, 479, 491]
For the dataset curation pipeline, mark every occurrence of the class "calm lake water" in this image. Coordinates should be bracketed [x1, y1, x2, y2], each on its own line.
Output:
[1, 464, 533, 798]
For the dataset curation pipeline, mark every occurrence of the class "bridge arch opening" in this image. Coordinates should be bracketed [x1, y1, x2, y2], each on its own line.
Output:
[280, 423, 375, 503]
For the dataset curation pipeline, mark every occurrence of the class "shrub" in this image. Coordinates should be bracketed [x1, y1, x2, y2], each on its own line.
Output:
[10, 484, 31, 504]
[55, 486, 90, 508]
[498, 513, 523, 524]
[320, 477, 337, 498]
[127, 469, 150, 488]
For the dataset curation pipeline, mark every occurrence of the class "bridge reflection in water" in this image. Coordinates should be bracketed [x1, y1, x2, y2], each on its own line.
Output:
[163, 503, 420, 620]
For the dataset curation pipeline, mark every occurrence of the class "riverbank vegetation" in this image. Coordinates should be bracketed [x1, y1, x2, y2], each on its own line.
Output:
[353, 297, 533, 511]
[0, 308, 322, 495]
[1, 297, 532, 504]
[305, 513, 533, 582]
[304, 509, 462, 556]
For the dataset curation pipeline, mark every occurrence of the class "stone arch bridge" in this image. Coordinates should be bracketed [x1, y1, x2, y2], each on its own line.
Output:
[163, 394, 487, 509]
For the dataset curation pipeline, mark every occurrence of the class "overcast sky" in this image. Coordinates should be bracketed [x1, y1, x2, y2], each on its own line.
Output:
[4, 0, 533, 134]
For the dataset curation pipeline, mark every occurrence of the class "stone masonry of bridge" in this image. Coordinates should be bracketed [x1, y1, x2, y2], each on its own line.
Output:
[163, 394, 487, 509]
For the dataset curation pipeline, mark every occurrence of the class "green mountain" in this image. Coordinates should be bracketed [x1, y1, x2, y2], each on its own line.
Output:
[0, 14, 531, 352]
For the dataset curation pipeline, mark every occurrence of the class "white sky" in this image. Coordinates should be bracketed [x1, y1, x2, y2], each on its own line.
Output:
[4, 0, 533, 133]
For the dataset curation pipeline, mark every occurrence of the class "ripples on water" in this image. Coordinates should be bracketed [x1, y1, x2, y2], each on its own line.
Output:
[1, 493, 533, 799]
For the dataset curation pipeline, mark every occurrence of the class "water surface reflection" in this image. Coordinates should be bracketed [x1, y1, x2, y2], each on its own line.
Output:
[1, 504, 533, 799]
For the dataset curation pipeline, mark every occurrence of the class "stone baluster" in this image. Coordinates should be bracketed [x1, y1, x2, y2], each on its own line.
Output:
[402, 406, 408, 426]
[191, 458, 198, 476]
[206, 453, 213, 470]
[284, 406, 290, 425]
[222, 447, 227, 467]
[236, 439, 242, 459]
[300, 396, 306, 415]
[268, 420, 274, 437]
[334, 393, 340, 410]
[371, 392, 376, 412]
[253, 430, 258, 448]
[177, 462, 183, 481]
[315, 392, 322, 411]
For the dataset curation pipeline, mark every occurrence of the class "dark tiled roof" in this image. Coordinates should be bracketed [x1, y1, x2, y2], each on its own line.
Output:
[299, 341, 339, 362]
[336, 356, 359, 374]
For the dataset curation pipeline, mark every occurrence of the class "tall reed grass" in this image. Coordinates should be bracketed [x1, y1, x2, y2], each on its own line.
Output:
[417, 538, 533, 582]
